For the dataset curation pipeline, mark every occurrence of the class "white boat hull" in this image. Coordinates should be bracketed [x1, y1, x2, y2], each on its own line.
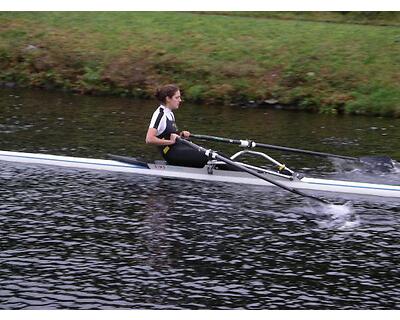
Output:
[1, 150, 400, 198]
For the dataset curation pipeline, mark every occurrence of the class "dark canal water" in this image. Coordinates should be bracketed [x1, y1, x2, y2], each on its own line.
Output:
[0, 88, 399, 309]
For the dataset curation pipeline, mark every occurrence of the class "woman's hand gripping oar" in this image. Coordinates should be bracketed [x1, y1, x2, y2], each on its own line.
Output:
[177, 137, 332, 205]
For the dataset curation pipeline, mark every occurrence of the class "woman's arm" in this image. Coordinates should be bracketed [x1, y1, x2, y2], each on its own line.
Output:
[145, 128, 178, 146]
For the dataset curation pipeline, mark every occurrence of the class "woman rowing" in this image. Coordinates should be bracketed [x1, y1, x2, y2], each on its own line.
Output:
[146, 84, 208, 168]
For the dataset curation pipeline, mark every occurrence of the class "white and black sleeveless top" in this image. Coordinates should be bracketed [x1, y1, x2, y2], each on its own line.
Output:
[148, 105, 179, 139]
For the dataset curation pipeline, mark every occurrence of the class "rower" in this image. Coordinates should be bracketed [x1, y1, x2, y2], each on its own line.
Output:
[145, 84, 208, 168]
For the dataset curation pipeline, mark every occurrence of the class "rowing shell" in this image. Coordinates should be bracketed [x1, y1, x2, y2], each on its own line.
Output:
[1, 150, 400, 198]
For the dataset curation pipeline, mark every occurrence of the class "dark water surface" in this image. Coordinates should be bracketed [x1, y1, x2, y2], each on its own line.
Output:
[1, 88, 400, 309]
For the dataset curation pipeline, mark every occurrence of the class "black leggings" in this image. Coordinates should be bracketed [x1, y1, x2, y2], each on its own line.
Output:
[162, 141, 209, 168]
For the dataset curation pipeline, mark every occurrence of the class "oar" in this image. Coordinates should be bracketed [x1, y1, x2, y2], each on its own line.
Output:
[191, 134, 394, 171]
[177, 137, 331, 204]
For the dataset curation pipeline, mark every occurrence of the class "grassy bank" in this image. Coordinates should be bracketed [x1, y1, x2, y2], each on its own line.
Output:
[0, 12, 399, 116]
[200, 12, 400, 27]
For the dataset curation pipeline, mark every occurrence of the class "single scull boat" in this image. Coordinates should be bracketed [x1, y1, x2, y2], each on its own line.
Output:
[1, 149, 399, 199]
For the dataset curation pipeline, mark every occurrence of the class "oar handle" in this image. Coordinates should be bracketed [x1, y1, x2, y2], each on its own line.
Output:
[191, 134, 242, 145]
[191, 134, 256, 148]
[179, 137, 330, 204]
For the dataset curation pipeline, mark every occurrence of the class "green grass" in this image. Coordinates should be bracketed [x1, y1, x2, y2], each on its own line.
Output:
[0, 12, 399, 116]
[199, 12, 400, 26]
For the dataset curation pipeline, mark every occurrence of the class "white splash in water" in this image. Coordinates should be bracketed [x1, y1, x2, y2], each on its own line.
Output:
[298, 201, 360, 230]
[317, 202, 360, 229]
[393, 161, 400, 174]
[324, 202, 353, 218]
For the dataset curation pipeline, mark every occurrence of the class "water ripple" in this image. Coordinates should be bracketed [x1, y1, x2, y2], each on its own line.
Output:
[1, 160, 400, 309]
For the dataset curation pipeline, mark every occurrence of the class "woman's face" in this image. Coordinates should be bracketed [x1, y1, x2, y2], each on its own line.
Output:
[166, 90, 182, 110]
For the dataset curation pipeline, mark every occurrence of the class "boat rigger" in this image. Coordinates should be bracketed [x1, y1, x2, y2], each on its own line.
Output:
[1, 149, 399, 199]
